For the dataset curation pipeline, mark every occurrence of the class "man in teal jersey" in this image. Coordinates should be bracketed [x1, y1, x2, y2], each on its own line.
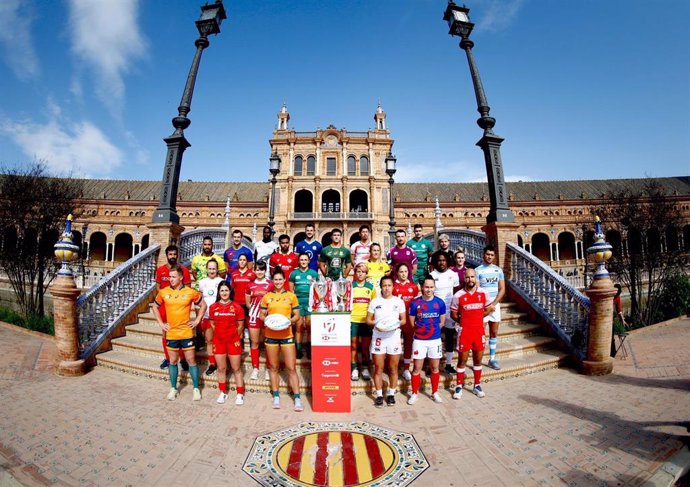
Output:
[289, 253, 319, 358]
[407, 224, 433, 285]
[318, 228, 353, 280]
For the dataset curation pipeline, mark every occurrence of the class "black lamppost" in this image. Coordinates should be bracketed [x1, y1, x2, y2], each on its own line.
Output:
[152, 1, 227, 224]
[385, 152, 397, 247]
[443, 2, 514, 224]
[268, 152, 281, 236]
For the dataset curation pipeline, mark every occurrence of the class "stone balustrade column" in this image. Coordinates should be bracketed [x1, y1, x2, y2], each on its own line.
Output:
[51, 271, 85, 376]
[582, 276, 616, 375]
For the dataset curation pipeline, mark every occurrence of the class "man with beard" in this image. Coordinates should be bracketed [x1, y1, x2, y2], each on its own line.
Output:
[295, 223, 322, 273]
[191, 236, 227, 283]
[223, 229, 254, 275]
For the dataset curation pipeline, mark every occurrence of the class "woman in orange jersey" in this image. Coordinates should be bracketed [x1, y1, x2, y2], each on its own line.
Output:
[259, 269, 302, 411]
[209, 281, 245, 405]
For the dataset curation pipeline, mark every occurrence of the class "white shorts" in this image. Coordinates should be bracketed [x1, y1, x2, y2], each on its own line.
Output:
[371, 329, 402, 355]
[412, 338, 443, 360]
[483, 303, 501, 323]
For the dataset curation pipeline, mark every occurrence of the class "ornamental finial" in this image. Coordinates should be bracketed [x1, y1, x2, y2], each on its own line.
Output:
[54, 214, 80, 277]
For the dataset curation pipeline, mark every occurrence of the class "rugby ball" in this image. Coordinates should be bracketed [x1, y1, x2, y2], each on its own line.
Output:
[375, 317, 400, 332]
[264, 313, 292, 331]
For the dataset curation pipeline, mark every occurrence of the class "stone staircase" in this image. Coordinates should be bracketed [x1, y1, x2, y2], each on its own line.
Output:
[95, 300, 570, 395]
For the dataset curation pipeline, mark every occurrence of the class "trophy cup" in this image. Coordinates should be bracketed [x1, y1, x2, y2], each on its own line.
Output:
[335, 272, 348, 312]
[313, 279, 329, 313]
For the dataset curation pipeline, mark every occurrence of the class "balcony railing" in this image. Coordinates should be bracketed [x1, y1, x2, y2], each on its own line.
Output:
[289, 212, 317, 220]
[289, 212, 373, 221]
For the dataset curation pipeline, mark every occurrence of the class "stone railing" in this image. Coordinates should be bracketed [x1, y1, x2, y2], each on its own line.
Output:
[76, 244, 160, 360]
[506, 242, 591, 361]
[436, 229, 487, 267]
[179, 228, 228, 266]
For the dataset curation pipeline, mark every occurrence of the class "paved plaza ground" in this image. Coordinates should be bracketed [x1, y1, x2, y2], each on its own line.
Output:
[0, 319, 688, 487]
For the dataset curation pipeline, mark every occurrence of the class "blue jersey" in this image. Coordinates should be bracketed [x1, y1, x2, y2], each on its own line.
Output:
[409, 296, 446, 341]
[475, 264, 504, 301]
[223, 245, 254, 274]
[295, 239, 322, 271]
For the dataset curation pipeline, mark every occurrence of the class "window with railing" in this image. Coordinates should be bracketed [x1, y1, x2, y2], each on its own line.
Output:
[360, 156, 369, 175]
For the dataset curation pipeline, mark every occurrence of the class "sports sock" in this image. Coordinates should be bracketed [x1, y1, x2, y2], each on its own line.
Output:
[208, 355, 217, 366]
[251, 348, 260, 369]
[237, 386, 245, 395]
[456, 367, 465, 388]
[411, 373, 421, 394]
[294, 393, 301, 400]
[446, 351, 454, 365]
[273, 390, 280, 398]
[219, 381, 227, 393]
[489, 338, 497, 359]
[387, 388, 396, 396]
[351, 362, 357, 371]
[169, 364, 178, 389]
[189, 365, 200, 388]
[376, 389, 383, 398]
[296, 342, 302, 352]
[473, 365, 482, 385]
[431, 371, 440, 394]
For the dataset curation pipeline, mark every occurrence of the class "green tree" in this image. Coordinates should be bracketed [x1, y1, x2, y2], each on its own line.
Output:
[0, 163, 83, 319]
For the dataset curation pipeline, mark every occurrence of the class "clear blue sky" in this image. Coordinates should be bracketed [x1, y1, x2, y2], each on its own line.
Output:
[1, 0, 688, 184]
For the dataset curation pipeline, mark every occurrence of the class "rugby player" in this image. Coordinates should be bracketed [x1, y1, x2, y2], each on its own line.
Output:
[295, 223, 322, 272]
[407, 224, 433, 285]
[475, 245, 505, 370]
[197, 259, 223, 376]
[318, 228, 352, 280]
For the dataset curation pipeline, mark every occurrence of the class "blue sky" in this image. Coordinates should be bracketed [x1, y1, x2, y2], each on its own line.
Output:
[0, 0, 688, 184]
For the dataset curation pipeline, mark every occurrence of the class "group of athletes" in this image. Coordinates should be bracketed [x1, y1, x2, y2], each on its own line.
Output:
[152, 222, 505, 411]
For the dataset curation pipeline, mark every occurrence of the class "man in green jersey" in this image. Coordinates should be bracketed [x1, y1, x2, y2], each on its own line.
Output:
[289, 253, 319, 358]
[319, 228, 353, 280]
[407, 224, 433, 285]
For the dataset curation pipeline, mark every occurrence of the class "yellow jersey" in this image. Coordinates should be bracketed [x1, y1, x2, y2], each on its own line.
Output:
[260, 289, 299, 339]
[154, 286, 202, 340]
[190, 253, 227, 283]
[351, 281, 376, 323]
[366, 261, 390, 288]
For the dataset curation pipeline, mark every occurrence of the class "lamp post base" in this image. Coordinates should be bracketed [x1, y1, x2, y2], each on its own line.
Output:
[57, 359, 86, 377]
[581, 358, 614, 376]
[147, 222, 185, 267]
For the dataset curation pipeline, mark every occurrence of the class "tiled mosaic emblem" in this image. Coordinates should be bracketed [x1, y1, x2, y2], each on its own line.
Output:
[243, 421, 429, 486]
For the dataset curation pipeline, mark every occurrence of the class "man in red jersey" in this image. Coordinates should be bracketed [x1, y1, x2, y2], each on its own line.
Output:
[269, 234, 299, 281]
[450, 268, 492, 400]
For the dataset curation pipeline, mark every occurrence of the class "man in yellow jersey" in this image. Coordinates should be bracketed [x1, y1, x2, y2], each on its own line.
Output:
[152, 265, 207, 401]
[190, 236, 227, 284]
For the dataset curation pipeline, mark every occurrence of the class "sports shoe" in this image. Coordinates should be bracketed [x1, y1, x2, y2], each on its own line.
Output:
[374, 396, 384, 408]
[159, 359, 170, 370]
[402, 369, 412, 381]
[386, 395, 396, 406]
[192, 388, 202, 401]
[166, 388, 178, 401]
[250, 368, 259, 381]
[453, 386, 463, 400]
[180, 360, 189, 372]
[488, 359, 501, 370]
[432, 392, 443, 403]
[361, 368, 371, 381]
[216, 392, 228, 404]
[407, 393, 418, 405]
[205, 365, 217, 376]
[444, 364, 457, 374]
[472, 385, 486, 398]
[265, 369, 271, 381]
[351, 369, 360, 381]
[294, 398, 304, 412]
[235, 394, 244, 406]
[272, 396, 281, 409]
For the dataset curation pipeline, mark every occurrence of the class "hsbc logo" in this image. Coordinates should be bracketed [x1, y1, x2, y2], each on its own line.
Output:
[322, 359, 340, 366]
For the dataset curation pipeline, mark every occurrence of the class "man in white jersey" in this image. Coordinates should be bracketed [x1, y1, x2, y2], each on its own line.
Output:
[475, 245, 505, 370]
[350, 224, 372, 265]
[254, 226, 278, 276]
[430, 252, 460, 374]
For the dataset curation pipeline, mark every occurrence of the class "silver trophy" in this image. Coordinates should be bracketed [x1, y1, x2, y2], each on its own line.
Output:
[335, 272, 348, 312]
[314, 279, 329, 313]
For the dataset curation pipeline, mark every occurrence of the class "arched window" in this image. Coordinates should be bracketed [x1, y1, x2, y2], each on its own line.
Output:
[294, 189, 314, 213]
[360, 156, 369, 176]
[349, 189, 368, 212]
[141, 234, 150, 251]
[307, 156, 316, 176]
[647, 228, 661, 254]
[606, 230, 622, 256]
[293, 232, 307, 247]
[321, 189, 341, 213]
[114, 233, 133, 262]
[665, 226, 679, 252]
[531, 233, 550, 262]
[349, 232, 360, 245]
[557, 232, 576, 261]
[294, 155, 303, 176]
[90, 232, 107, 261]
[326, 157, 336, 176]
[347, 155, 356, 176]
[321, 231, 333, 248]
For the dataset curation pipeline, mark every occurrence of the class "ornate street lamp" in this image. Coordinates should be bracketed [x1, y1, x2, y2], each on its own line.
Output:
[268, 152, 281, 236]
[385, 152, 397, 248]
[443, 1, 514, 224]
[152, 0, 227, 224]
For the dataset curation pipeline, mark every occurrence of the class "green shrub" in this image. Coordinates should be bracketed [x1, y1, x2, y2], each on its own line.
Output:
[655, 273, 690, 322]
[0, 306, 55, 335]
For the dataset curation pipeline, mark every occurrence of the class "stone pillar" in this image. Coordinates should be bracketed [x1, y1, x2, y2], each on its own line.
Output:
[582, 276, 616, 375]
[51, 275, 85, 376]
[482, 221, 520, 278]
[147, 222, 185, 267]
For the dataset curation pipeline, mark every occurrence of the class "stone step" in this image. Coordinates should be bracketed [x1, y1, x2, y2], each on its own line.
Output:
[95, 348, 570, 395]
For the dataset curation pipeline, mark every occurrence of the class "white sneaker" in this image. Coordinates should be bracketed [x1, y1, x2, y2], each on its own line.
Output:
[453, 386, 463, 400]
[272, 396, 281, 409]
[361, 368, 371, 381]
[472, 385, 486, 398]
[432, 392, 443, 403]
[250, 368, 259, 381]
[294, 398, 304, 412]
[216, 392, 228, 404]
[351, 369, 360, 381]
[407, 393, 418, 405]
[402, 369, 412, 381]
[167, 388, 179, 401]
[192, 388, 202, 401]
[235, 394, 244, 406]
[265, 369, 271, 381]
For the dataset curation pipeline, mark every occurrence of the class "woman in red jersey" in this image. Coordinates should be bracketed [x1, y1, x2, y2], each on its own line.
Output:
[229, 254, 256, 315]
[209, 281, 245, 405]
[392, 263, 420, 381]
[245, 261, 274, 381]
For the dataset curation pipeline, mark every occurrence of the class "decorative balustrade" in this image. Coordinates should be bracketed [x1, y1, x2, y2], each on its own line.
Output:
[76, 244, 160, 360]
[179, 228, 228, 265]
[506, 242, 591, 360]
[289, 212, 317, 220]
[436, 229, 487, 267]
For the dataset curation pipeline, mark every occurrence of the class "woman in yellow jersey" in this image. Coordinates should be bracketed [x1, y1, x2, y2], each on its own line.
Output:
[350, 262, 376, 382]
[259, 269, 302, 411]
[366, 243, 390, 295]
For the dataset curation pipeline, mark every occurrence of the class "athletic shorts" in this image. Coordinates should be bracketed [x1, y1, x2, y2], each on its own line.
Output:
[412, 338, 443, 360]
[351, 322, 373, 339]
[213, 336, 242, 355]
[200, 318, 212, 331]
[298, 303, 311, 318]
[265, 337, 295, 346]
[371, 329, 402, 355]
[166, 338, 195, 350]
[458, 327, 486, 353]
[247, 318, 264, 330]
[483, 303, 501, 323]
